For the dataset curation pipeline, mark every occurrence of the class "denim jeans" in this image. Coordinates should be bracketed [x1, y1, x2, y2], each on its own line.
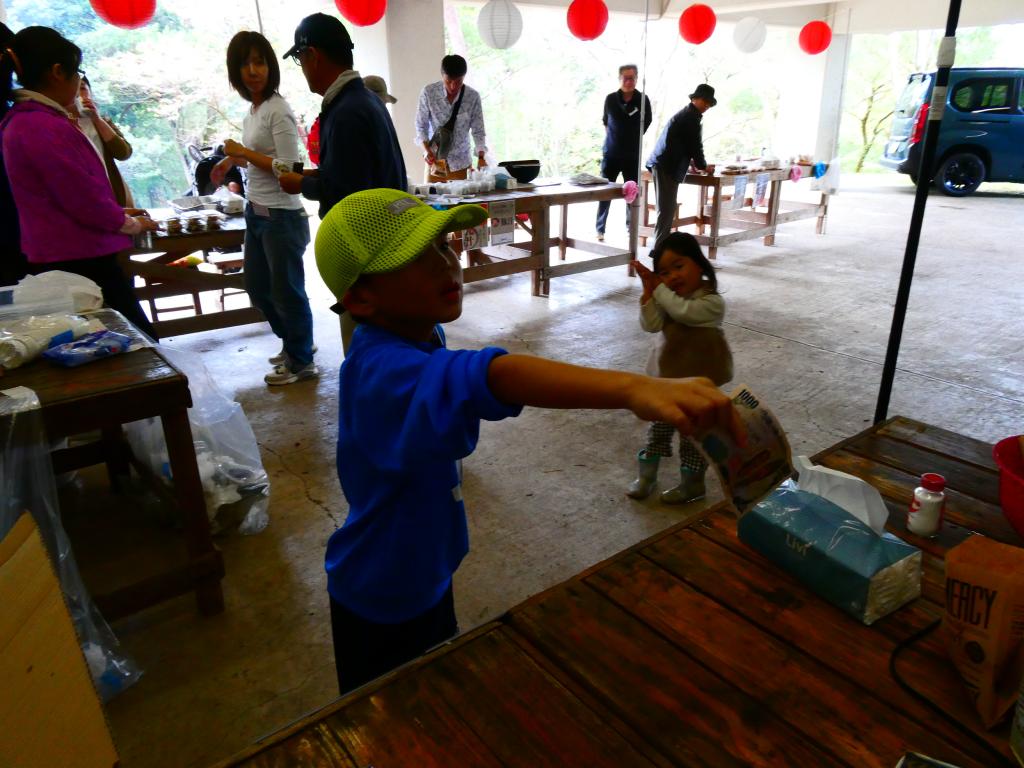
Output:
[244, 205, 313, 369]
[595, 155, 639, 234]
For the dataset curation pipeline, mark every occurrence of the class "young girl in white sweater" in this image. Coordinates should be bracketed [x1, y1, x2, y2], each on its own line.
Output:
[629, 232, 733, 503]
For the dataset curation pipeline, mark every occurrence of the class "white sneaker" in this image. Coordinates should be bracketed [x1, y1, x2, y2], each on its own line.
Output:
[596, 232, 605, 242]
[268, 344, 318, 367]
[264, 362, 319, 386]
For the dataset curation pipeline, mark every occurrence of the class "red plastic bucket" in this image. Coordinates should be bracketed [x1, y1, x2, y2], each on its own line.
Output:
[993, 436, 1024, 539]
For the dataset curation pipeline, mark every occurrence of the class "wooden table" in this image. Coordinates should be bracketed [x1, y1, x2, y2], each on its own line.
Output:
[639, 164, 828, 259]
[455, 181, 638, 297]
[221, 417, 1015, 768]
[127, 209, 263, 338]
[0, 310, 224, 619]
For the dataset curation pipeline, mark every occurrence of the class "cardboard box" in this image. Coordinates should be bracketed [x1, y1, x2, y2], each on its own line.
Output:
[0, 514, 118, 768]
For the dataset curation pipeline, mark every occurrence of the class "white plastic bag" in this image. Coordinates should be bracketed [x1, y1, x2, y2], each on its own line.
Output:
[124, 347, 270, 534]
[811, 157, 841, 195]
[13, 271, 104, 313]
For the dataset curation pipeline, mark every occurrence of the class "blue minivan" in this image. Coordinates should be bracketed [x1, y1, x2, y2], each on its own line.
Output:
[880, 68, 1024, 196]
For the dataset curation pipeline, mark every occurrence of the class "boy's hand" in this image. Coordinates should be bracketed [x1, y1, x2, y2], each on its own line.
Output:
[626, 376, 746, 445]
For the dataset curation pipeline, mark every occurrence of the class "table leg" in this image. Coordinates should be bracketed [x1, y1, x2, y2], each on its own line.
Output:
[559, 205, 568, 261]
[101, 424, 130, 492]
[628, 197, 639, 276]
[160, 407, 224, 616]
[531, 207, 550, 297]
[697, 185, 707, 235]
[764, 180, 782, 246]
[708, 182, 721, 260]
[817, 193, 829, 235]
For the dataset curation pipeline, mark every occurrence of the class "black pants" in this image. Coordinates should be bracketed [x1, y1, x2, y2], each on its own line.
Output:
[652, 163, 681, 247]
[33, 254, 157, 340]
[330, 584, 458, 695]
[595, 155, 640, 234]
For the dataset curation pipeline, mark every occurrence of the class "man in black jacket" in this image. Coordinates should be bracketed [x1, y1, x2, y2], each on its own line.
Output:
[596, 64, 652, 241]
[279, 13, 406, 219]
[646, 84, 716, 245]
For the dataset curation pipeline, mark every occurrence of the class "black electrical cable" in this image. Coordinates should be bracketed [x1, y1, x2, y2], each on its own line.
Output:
[889, 618, 1014, 765]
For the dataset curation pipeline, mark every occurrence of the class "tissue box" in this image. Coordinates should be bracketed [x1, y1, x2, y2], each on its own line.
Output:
[739, 488, 922, 625]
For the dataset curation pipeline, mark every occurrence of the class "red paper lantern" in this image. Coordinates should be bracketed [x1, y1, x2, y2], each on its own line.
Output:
[335, 0, 386, 27]
[567, 0, 608, 41]
[798, 20, 832, 55]
[678, 4, 716, 45]
[89, 0, 156, 30]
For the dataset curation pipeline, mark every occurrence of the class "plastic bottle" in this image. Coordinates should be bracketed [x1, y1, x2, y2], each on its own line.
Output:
[907, 472, 946, 536]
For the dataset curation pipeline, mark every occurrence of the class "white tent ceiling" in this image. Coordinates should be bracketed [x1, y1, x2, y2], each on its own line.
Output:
[517, 0, 1024, 33]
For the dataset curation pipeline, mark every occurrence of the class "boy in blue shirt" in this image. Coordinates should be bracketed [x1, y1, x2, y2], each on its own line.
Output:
[315, 188, 744, 693]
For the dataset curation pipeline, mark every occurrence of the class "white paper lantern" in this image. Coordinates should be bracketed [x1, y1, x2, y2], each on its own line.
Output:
[734, 16, 766, 53]
[478, 0, 523, 50]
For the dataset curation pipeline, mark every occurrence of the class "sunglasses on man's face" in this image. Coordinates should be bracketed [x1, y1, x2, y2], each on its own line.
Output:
[289, 47, 309, 66]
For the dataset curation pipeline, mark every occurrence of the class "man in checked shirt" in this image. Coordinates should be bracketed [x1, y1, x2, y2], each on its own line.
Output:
[414, 54, 488, 184]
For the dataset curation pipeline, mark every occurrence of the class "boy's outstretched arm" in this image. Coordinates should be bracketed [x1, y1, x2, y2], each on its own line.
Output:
[487, 355, 746, 445]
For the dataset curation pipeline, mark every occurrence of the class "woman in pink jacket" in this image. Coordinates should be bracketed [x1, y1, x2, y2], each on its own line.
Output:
[0, 26, 158, 337]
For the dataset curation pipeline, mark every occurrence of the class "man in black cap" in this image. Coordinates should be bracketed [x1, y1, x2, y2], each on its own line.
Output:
[646, 83, 716, 245]
[278, 13, 406, 220]
[596, 64, 652, 242]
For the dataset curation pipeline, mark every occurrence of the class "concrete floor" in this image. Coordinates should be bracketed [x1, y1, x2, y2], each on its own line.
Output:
[92, 175, 1022, 767]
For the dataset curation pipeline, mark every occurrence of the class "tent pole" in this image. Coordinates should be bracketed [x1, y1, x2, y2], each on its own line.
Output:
[873, 0, 962, 424]
[254, 0, 264, 35]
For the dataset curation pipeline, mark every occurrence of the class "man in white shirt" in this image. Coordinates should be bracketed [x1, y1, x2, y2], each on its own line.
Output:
[414, 55, 487, 182]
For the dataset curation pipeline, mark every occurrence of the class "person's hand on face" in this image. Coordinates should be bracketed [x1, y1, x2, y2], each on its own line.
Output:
[78, 86, 99, 119]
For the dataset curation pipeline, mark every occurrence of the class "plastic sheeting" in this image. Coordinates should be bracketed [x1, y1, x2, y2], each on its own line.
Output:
[0, 386, 141, 700]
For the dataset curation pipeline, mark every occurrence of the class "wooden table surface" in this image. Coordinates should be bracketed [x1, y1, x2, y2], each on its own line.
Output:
[443, 181, 638, 297]
[221, 417, 1016, 768]
[126, 209, 262, 338]
[0, 310, 224, 617]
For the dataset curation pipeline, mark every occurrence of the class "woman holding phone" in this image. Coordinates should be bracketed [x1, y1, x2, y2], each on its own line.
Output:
[213, 31, 315, 386]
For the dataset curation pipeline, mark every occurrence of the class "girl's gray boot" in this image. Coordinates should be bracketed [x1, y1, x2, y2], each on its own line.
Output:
[626, 451, 660, 499]
[661, 467, 706, 504]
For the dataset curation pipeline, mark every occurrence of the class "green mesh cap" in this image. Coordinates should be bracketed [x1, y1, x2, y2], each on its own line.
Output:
[315, 189, 489, 299]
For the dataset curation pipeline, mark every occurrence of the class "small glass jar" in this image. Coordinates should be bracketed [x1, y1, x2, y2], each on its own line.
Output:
[165, 217, 183, 235]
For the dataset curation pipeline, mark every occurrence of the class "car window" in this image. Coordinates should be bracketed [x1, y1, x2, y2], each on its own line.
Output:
[895, 74, 931, 117]
[950, 78, 1014, 114]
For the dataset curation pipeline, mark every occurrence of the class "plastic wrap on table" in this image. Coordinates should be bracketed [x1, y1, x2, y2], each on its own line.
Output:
[0, 385, 141, 700]
[0, 313, 105, 371]
[124, 346, 270, 534]
[738, 486, 921, 625]
[42, 330, 132, 367]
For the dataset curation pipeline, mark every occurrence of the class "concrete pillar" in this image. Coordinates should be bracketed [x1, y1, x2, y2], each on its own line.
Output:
[382, 0, 447, 181]
[814, 31, 852, 164]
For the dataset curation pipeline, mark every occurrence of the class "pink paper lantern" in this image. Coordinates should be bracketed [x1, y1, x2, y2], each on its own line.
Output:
[678, 4, 716, 45]
[798, 20, 832, 55]
[567, 0, 609, 41]
[335, 0, 386, 27]
[89, 0, 156, 29]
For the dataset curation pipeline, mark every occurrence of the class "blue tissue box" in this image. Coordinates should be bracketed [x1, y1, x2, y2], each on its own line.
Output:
[738, 487, 922, 625]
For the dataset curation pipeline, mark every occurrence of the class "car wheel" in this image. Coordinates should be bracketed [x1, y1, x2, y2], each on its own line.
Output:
[937, 152, 985, 197]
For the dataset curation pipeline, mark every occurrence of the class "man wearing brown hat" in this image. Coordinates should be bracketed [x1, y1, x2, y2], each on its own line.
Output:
[646, 83, 716, 245]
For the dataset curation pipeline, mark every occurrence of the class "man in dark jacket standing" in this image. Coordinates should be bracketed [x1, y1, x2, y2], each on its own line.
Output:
[646, 83, 716, 245]
[279, 13, 406, 219]
[596, 64, 652, 241]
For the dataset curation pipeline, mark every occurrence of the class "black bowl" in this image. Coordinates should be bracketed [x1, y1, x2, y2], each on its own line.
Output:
[499, 160, 541, 184]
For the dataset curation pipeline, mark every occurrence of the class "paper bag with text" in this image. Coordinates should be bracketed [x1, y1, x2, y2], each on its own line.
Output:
[943, 535, 1024, 728]
[699, 385, 793, 516]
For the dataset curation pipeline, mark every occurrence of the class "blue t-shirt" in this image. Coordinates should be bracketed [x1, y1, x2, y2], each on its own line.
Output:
[326, 323, 523, 623]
